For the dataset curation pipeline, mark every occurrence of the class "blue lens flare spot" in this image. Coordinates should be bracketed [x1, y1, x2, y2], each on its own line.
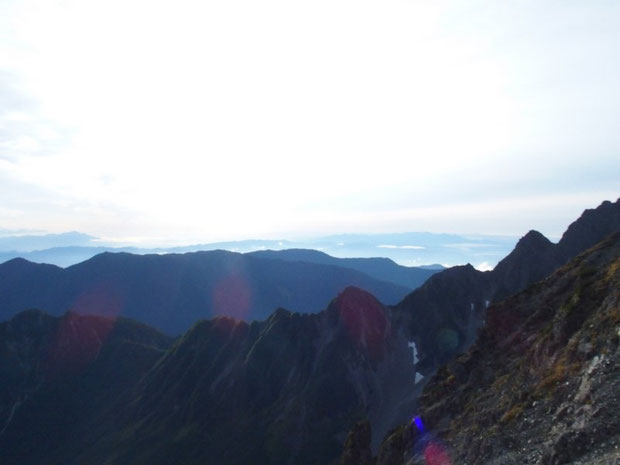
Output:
[413, 416, 425, 433]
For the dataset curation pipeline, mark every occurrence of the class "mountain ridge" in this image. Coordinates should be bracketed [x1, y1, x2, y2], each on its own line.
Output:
[394, 198, 620, 376]
[0, 249, 414, 335]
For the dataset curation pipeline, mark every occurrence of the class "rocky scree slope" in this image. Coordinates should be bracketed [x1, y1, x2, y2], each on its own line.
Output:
[346, 232, 620, 465]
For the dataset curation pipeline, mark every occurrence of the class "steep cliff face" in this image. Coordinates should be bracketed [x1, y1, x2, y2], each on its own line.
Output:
[365, 232, 620, 465]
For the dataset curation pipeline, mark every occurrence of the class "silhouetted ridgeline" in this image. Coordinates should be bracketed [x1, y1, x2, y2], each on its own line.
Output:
[0, 250, 417, 334]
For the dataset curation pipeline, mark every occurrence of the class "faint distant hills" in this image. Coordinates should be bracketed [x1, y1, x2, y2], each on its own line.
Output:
[0, 231, 518, 268]
[0, 231, 96, 253]
[246, 249, 436, 289]
[0, 250, 437, 335]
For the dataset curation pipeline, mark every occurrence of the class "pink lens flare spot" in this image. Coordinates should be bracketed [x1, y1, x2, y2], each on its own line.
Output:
[335, 287, 390, 360]
[71, 283, 123, 318]
[212, 273, 252, 320]
[47, 312, 117, 376]
[424, 441, 451, 465]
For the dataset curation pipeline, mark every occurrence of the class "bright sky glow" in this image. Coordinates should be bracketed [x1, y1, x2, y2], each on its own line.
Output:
[1, 0, 618, 245]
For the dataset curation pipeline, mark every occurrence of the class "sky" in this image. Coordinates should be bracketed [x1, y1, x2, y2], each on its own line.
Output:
[0, 0, 618, 246]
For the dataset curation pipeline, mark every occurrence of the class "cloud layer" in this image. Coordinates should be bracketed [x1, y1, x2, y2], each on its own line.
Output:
[0, 0, 618, 242]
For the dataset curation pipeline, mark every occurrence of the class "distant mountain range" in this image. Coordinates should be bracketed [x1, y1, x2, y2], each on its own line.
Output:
[0, 249, 439, 335]
[246, 248, 437, 289]
[0, 231, 518, 268]
[0, 199, 617, 465]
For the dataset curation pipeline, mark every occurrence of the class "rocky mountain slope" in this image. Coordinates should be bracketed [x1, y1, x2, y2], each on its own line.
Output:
[342, 232, 620, 465]
[0, 250, 412, 335]
[0, 288, 419, 465]
[395, 199, 620, 378]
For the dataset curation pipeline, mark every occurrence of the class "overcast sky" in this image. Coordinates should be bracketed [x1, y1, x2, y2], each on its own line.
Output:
[0, 0, 618, 245]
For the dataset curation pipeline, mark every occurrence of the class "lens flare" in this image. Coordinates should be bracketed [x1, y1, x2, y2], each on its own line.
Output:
[410, 415, 452, 465]
[47, 312, 116, 377]
[212, 273, 252, 320]
[413, 416, 425, 433]
[424, 442, 451, 465]
[335, 287, 389, 361]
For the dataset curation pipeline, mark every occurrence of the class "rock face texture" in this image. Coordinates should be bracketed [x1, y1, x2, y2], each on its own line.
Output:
[362, 232, 620, 465]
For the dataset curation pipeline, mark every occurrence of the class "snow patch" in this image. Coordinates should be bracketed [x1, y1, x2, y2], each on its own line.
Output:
[408, 341, 419, 364]
[586, 355, 604, 375]
[415, 372, 424, 384]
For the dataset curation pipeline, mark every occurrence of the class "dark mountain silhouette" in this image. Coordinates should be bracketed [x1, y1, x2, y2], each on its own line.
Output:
[0, 250, 412, 335]
[395, 198, 620, 375]
[0, 199, 618, 465]
[352, 231, 620, 465]
[0, 310, 172, 464]
[247, 248, 440, 289]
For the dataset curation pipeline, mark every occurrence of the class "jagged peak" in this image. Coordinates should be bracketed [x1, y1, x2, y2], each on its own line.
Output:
[517, 229, 552, 247]
[493, 230, 553, 272]
[558, 197, 620, 253]
[211, 315, 249, 332]
[267, 307, 293, 322]
[328, 286, 383, 313]
[328, 286, 390, 359]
